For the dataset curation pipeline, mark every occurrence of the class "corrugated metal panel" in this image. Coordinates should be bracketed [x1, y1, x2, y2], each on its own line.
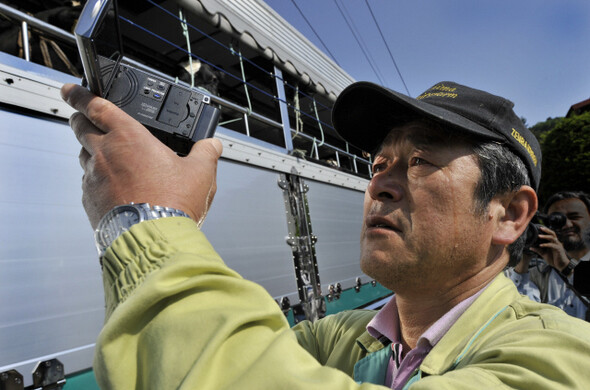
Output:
[305, 179, 366, 291]
[176, 0, 355, 101]
[0, 107, 103, 386]
[202, 160, 299, 302]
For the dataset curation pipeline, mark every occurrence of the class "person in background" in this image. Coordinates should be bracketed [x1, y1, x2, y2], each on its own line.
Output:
[61, 79, 590, 389]
[508, 191, 590, 320]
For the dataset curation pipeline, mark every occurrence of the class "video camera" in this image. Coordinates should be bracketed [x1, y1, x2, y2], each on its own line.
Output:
[74, 0, 220, 155]
[524, 212, 567, 249]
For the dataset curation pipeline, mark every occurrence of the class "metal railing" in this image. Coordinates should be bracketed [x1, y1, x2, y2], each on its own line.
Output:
[0, 1, 372, 177]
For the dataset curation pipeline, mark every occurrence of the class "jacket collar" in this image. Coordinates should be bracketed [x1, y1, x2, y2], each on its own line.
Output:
[354, 273, 521, 374]
[356, 330, 389, 354]
[419, 273, 520, 375]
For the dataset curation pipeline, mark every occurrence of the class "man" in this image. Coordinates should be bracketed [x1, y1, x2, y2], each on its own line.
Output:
[61, 80, 590, 389]
[508, 191, 590, 320]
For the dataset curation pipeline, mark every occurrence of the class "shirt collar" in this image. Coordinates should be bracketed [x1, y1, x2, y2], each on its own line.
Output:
[367, 286, 487, 349]
[367, 295, 400, 344]
[419, 288, 484, 346]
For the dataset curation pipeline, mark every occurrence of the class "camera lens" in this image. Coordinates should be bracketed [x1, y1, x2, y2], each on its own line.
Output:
[547, 212, 567, 230]
[524, 223, 541, 249]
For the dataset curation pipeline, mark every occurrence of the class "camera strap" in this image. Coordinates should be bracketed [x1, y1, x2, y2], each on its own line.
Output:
[554, 268, 590, 310]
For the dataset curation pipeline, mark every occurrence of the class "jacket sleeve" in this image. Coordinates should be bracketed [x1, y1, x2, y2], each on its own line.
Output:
[292, 310, 376, 375]
[94, 217, 386, 390]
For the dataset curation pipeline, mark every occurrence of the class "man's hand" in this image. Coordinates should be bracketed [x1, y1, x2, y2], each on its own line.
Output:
[530, 226, 570, 272]
[513, 252, 534, 274]
[61, 83, 223, 229]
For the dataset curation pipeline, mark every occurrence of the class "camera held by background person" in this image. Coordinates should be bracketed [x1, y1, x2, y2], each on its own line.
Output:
[524, 212, 567, 250]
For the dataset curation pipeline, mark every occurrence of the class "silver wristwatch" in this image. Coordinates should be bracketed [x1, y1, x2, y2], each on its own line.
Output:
[95, 203, 190, 258]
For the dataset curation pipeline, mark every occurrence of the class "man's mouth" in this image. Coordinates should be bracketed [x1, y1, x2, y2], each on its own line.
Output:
[366, 216, 401, 232]
[558, 228, 578, 236]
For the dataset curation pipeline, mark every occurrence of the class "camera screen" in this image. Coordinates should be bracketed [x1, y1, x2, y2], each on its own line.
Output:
[75, 0, 123, 97]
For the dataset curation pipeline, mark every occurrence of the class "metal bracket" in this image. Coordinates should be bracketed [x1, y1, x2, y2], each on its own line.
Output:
[327, 283, 342, 302]
[280, 173, 325, 323]
[0, 359, 65, 390]
[355, 277, 362, 292]
[0, 370, 23, 390]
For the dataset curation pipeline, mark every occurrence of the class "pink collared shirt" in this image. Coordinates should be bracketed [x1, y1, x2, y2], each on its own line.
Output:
[366, 288, 485, 389]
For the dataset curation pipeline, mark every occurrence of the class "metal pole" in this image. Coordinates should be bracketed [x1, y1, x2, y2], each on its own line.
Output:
[0, 3, 75, 44]
[21, 21, 30, 61]
[273, 66, 294, 151]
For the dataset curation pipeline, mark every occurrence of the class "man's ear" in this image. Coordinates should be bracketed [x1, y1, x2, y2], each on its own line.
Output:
[492, 186, 538, 245]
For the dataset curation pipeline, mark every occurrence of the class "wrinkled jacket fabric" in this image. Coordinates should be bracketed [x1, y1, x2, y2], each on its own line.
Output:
[96, 218, 590, 389]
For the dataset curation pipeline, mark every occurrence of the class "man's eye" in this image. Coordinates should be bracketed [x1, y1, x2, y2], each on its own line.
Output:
[410, 157, 429, 166]
[372, 163, 386, 173]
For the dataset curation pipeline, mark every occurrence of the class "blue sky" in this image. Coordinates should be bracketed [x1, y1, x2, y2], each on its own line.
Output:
[264, 0, 590, 126]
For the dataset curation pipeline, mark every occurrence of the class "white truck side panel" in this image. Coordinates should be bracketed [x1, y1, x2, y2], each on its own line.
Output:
[0, 108, 104, 379]
[305, 180, 365, 291]
[202, 159, 299, 301]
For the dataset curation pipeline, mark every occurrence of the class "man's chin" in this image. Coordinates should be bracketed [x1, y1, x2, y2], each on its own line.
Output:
[563, 238, 585, 252]
[360, 256, 391, 282]
[360, 255, 409, 292]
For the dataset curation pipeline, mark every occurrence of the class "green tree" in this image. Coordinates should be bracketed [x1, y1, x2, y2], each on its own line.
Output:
[530, 117, 563, 139]
[537, 111, 590, 204]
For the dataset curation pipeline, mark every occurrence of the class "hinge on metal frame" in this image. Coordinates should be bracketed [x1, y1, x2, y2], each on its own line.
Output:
[0, 370, 23, 390]
[279, 173, 325, 323]
[327, 282, 342, 302]
[355, 277, 362, 292]
[0, 359, 66, 390]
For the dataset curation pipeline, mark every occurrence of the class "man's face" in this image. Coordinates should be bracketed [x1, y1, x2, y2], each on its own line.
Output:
[360, 123, 496, 294]
[547, 198, 590, 252]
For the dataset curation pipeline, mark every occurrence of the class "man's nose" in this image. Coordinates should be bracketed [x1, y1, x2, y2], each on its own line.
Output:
[367, 167, 404, 202]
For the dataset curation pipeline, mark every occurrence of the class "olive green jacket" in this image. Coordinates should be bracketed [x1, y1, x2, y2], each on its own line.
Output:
[95, 217, 590, 389]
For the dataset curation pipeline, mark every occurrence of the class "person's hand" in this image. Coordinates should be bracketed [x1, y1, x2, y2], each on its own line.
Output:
[513, 252, 534, 274]
[61, 83, 223, 229]
[529, 226, 570, 272]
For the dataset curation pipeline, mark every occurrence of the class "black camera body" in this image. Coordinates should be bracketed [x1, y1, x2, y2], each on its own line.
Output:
[524, 212, 567, 249]
[94, 57, 219, 155]
[74, 0, 220, 155]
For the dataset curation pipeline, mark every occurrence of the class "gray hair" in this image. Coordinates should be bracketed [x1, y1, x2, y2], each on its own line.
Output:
[472, 142, 531, 267]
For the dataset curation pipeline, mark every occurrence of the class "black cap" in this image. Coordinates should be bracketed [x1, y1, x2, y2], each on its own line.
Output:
[332, 81, 541, 190]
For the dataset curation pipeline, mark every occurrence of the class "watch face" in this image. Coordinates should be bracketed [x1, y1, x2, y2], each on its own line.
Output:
[96, 205, 143, 248]
[118, 208, 142, 226]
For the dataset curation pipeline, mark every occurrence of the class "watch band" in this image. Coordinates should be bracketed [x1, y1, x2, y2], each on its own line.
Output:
[144, 204, 191, 219]
[95, 203, 190, 259]
[561, 257, 579, 277]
